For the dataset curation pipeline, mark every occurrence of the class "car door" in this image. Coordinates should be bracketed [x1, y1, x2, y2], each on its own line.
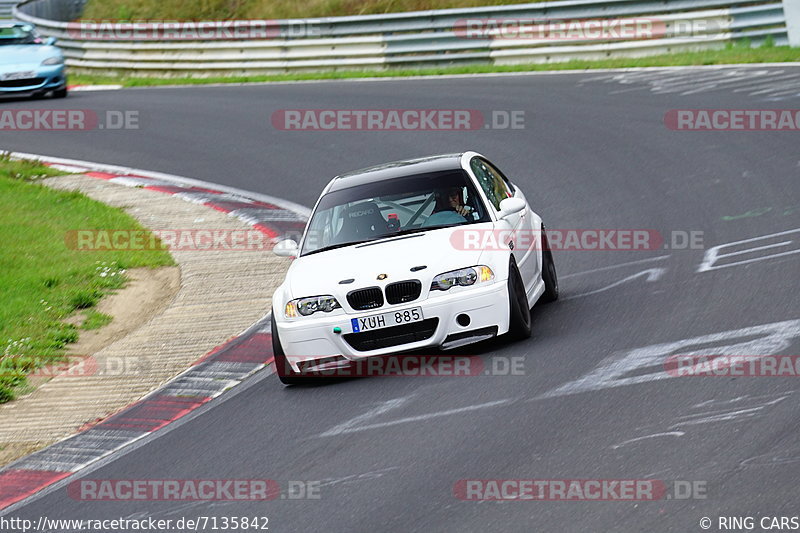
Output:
[473, 157, 541, 295]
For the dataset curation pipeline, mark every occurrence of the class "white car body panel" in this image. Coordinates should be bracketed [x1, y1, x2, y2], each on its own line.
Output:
[271, 151, 546, 370]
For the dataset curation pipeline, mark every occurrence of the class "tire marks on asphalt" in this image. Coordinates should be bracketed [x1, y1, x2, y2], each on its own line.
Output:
[579, 67, 800, 100]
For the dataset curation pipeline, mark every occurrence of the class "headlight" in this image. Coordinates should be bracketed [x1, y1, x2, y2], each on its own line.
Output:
[431, 265, 494, 291]
[41, 56, 63, 66]
[285, 295, 341, 317]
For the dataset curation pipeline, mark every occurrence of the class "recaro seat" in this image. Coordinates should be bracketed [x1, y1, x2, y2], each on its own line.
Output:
[335, 201, 388, 243]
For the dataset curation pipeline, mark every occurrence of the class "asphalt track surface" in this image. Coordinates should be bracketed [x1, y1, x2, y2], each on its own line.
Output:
[1, 66, 799, 532]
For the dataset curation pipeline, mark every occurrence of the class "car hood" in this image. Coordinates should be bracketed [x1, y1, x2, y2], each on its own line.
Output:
[287, 223, 492, 302]
[0, 45, 60, 68]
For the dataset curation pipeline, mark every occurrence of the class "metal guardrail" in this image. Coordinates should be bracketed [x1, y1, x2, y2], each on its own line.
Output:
[0, 0, 17, 19]
[10, 0, 797, 76]
[13, 0, 84, 21]
[785, 0, 800, 46]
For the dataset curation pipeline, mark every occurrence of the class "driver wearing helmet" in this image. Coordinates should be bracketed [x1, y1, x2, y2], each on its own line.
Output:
[424, 186, 472, 227]
[435, 186, 471, 217]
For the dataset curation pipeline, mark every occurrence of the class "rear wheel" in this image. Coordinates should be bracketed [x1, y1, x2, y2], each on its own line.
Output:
[507, 260, 532, 340]
[271, 313, 303, 385]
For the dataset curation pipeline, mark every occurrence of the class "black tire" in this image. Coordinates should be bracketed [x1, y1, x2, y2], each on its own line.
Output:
[539, 231, 559, 303]
[271, 313, 303, 385]
[507, 260, 532, 340]
[52, 87, 68, 99]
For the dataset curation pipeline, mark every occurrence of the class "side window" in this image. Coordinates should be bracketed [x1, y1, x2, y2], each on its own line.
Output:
[470, 157, 512, 210]
[483, 160, 515, 194]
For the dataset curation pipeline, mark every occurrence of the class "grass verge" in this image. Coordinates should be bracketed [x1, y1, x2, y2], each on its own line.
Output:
[82, 0, 548, 21]
[81, 310, 114, 330]
[0, 155, 175, 403]
[69, 43, 800, 88]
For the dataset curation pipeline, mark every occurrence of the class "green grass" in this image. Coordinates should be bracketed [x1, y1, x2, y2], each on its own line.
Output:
[0, 155, 175, 403]
[81, 310, 113, 330]
[82, 0, 548, 21]
[69, 43, 800, 87]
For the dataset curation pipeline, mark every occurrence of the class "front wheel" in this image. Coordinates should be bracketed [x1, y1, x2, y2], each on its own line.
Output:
[52, 87, 68, 99]
[539, 231, 558, 303]
[271, 313, 303, 385]
[507, 261, 532, 340]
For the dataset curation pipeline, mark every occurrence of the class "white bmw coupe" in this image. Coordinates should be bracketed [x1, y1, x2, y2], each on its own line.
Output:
[271, 152, 558, 384]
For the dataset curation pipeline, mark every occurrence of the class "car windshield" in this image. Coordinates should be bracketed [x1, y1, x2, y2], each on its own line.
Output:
[301, 169, 491, 256]
[0, 26, 39, 46]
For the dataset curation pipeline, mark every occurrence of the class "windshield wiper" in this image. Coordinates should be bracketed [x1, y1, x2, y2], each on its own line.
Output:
[301, 240, 371, 257]
[397, 223, 464, 234]
[352, 228, 431, 247]
[300, 230, 424, 256]
[388, 227, 430, 237]
[300, 224, 463, 256]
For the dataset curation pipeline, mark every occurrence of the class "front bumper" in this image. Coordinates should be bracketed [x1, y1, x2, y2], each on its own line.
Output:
[276, 281, 510, 369]
[0, 65, 66, 95]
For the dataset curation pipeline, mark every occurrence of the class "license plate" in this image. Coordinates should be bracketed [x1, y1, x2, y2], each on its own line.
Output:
[351, 307, 423, 333]
[2, 71, 36, 81]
